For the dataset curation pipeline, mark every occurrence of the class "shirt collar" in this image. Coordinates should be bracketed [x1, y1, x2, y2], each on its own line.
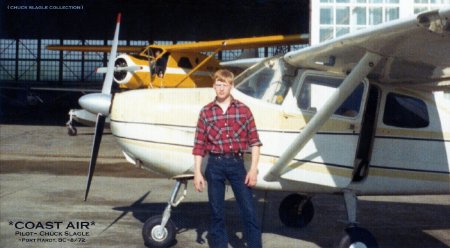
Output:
[207, 95, 239, 110]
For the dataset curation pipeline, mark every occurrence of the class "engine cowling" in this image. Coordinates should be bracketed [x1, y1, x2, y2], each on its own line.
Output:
[113, 54, 150, 89]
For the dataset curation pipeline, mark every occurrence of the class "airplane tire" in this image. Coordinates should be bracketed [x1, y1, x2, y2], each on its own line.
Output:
[68, 126, 77, 136]
[336, 226, 378, 248]
[142, 215, 176, 248]
[278, 194, 314, 228]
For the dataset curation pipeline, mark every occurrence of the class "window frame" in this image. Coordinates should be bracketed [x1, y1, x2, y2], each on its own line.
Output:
[287, 70, 369, 119]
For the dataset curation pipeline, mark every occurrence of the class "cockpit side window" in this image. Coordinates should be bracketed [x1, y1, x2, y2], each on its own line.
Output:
[178, 57, 192, 69]
[296, 75, 365, 117]
[235, 57, 295, 105]
[383, 93, 429, 128]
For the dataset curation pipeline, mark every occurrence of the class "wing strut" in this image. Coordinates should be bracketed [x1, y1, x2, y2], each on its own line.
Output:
[175, 44, 226, 87]
[264, 52, 383, 182]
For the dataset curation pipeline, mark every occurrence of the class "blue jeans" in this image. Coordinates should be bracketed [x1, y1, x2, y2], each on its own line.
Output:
[205, 155, 262, 248]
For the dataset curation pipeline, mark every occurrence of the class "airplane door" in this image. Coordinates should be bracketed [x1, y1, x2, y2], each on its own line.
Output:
[279, 71, 368, 188]
[352, 85, 380, 182]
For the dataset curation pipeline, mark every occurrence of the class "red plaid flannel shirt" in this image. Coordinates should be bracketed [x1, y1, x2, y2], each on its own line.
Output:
[193, 98, 262, 156]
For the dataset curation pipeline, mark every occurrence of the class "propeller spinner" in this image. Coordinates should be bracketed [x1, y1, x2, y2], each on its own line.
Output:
[81, 13, 121, 201]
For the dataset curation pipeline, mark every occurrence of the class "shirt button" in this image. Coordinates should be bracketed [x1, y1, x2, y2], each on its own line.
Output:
[225, 123, 228, 126]
[229, 146, 232, 148]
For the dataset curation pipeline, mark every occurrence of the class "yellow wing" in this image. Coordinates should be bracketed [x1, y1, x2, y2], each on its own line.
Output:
[47, 34, 309, 54]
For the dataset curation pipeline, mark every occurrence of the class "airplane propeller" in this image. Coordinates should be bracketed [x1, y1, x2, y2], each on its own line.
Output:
[80, 13, 121, 201]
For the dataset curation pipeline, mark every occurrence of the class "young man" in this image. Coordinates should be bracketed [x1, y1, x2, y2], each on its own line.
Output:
[193, 69, 262, 248]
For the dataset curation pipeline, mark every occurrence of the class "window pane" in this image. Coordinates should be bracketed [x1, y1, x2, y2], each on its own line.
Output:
[386, 0, 399, 3]
[41, 40, 60, 60]
[369, 7, 383, 25]
[383, 93, 429, 128]
[297, 75, 364, 117]
[354, 7, 367, 25]
[336, 84, 364, 117]
[336, 7, 350, 25]
[62, 40, 82, 60]
[336, 27, 350, 37]
[320, 7, 334, 24]
[320, 27, 334, 42]
[178, 57, 192, 69]
[385, 7, 399, 21]
[63, 61, 82, 81]
[40, 61, 59, 81]
[357, 0, 367, 2]
[19, 40, 38, 59]
[336, 0, 350, 3]
[84, 61, 104, 81]
[235, 64, 277, 100]
[84, 40, 104, 60]
[321, 0, 334, 2]
[369, 0, 383, 3]
[414, 7, 428, 13]
[18, 61, 37, 80]
[0, 39, 16, 59]
[0, 60, 15, 80]
[298, 77, 340, 111]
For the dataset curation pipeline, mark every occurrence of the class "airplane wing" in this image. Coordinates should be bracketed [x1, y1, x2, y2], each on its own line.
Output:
[47, 34, 309, 55]
[220, 58, 265, 69]
[264, 7, 450, 186]
[159, 34, 309, 53]
[28, 87, 100, 93]
[284, 8, 450, 91]
[0, 84, 101, 93]
[46, 45, 144, 53]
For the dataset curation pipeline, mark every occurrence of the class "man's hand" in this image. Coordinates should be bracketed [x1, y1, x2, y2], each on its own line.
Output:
[194, 155, 205, 192]
[245, 169, 258, 187]
[245, 145, 260, 187]
[194, 172, 206, 192]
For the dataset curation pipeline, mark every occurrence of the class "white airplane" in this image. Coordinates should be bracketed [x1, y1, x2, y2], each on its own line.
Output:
[80, 9, 450, 248]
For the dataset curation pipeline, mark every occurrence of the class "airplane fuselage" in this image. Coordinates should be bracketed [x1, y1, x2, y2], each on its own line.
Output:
[110, 62, 450, 196]
[114, 53, 220, 90]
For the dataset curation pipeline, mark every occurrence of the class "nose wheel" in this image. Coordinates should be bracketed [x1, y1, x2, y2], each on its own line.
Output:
[142, 215, 176, 248]
[336, 226, 378, 248]
[335, 190, 378, 248]
[66, 110, 77, 136]
[142, 174, 194, 248]
[67, 124, 77, 136]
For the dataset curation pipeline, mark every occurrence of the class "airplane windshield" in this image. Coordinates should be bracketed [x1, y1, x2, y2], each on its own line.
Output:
[235, 56, 292, 105]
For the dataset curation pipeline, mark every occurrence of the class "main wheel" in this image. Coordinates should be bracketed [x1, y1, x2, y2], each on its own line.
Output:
[142, 215, 176, 248]
[279, 193, 314, 228]
[336, 226, 378, 248]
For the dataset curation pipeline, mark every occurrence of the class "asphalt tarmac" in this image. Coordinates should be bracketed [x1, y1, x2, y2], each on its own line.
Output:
[1, 124, 450, 248]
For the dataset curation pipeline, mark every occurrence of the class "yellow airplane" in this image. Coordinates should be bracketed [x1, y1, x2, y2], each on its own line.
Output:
[48, 16, 309, 136]
[48, 34, 309, 90]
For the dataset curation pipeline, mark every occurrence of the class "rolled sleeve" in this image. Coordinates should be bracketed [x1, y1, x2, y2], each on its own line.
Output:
[192, 111, 207, 156]
[247, 111, 262, 147]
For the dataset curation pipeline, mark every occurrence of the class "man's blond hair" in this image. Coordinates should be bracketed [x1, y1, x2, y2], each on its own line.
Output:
[212, 69, 234, 85]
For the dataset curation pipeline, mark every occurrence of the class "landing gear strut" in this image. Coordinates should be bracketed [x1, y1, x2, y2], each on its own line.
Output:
[142, 174, 194, 248]
[66, 110, 77, 136]
[335, 190, 378, 248]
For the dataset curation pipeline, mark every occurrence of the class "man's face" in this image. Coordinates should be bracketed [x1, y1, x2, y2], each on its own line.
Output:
[214, 80, 232, 101]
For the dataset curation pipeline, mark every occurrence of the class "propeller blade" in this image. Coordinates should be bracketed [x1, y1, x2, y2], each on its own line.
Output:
[83, 13, 121, 200]
[101, 13, 121, 95]
[84, 114, 106, 201]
